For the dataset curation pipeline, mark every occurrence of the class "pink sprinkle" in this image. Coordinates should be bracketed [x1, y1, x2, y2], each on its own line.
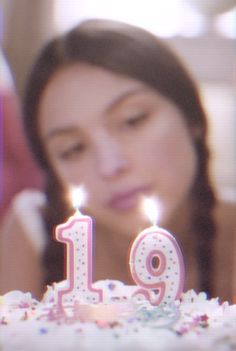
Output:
[19, 302, 30, 308]
[96, 320, 109, 329]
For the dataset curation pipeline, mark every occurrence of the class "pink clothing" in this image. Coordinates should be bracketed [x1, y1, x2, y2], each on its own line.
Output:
[0, 52, 43, 220]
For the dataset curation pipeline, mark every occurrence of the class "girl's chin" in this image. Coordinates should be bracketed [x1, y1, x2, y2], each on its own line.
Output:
[89, 201, 172, 237]
[97, 214, 152, 238]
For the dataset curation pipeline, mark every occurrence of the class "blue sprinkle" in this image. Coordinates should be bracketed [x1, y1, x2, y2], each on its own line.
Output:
[108, 282, 116, 290]
[39, 327, 48, 335]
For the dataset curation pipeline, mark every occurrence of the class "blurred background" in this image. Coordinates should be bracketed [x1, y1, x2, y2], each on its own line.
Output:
[0, 0, 235, 219]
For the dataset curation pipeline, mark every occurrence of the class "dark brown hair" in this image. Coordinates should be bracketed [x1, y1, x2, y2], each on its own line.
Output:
[23, 19, 216, 295]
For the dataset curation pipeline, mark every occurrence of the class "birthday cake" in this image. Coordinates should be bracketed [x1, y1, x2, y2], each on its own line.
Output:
[1, 280, 236, 351]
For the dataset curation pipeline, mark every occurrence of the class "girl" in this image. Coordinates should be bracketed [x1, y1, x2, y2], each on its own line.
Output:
[1, 19, 235, 302]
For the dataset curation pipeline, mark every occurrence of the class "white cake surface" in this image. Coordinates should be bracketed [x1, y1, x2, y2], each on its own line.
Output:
[1, 280, 236, 351]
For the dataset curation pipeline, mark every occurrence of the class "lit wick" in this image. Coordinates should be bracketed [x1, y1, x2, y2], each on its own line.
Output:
[142, 197, 161, 226]
[70, 185, 87, 215]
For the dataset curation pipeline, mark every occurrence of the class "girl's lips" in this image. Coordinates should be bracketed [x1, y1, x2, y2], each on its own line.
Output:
[107, 187, 150, 211]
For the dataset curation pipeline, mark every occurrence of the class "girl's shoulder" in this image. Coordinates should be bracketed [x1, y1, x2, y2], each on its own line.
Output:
[12, 188, 46, 212]
[0, 190, 46, 296]
[2, 189, 47, 253]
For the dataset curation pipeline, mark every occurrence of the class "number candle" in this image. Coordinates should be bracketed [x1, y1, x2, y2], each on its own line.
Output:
[55, 187, 103, 308]
[129, 198, 185, 305]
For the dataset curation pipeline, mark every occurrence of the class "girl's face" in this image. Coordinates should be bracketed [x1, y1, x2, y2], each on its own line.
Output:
[39, 63, 197, 236]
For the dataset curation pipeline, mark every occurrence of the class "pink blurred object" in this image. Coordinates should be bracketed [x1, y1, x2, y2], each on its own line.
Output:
[0, 49, 43, 221]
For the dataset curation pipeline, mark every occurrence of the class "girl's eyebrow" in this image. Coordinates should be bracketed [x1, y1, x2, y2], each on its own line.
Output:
[44, 87, 151, 140]
[105, 87, 150, 113]
[45, 127, 79, 140]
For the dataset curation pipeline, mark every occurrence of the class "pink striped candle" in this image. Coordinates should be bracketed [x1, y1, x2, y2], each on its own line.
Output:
[55, 187, 103, 308]
[129, 198, 185, 305]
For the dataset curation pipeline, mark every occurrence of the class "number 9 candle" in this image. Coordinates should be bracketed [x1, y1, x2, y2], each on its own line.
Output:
[129, 198, 185, 306]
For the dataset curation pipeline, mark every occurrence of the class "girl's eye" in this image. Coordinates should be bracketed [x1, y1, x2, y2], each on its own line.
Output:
[58, 143, 84, 160]
[124, 112, 148, 127]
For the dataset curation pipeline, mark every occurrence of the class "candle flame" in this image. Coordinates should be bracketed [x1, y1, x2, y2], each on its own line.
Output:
[142, 197, 160, 226]
[70, 186, 87, 211]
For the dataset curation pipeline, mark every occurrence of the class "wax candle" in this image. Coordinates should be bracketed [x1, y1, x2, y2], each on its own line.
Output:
[55, 187, 103, 308]
[129, 198, 185, 305]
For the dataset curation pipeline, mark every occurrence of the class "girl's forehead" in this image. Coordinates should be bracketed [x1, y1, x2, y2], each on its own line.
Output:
[39, 63, 150, 113]
[47, 62, 160, 96]
[38, 63, 150, 134]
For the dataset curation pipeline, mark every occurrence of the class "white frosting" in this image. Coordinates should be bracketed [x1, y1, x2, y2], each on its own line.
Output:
[1, 281, 236, 351]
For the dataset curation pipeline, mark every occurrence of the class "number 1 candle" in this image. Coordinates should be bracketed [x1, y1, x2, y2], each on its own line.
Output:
[55, 187, 103, 308]
[129, 198, 185, 305]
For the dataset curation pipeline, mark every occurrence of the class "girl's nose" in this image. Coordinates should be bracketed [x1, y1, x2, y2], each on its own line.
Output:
[94, 134, 129, 179]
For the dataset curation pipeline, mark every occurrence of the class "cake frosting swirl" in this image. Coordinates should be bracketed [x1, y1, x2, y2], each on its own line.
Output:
[1, 280, 236, 351]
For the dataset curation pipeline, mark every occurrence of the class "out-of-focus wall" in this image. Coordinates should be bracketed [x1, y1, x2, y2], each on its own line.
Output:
[167, 29, 235, 198]
[1, 0, 55, 97]
[202, 83, 235, 199]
